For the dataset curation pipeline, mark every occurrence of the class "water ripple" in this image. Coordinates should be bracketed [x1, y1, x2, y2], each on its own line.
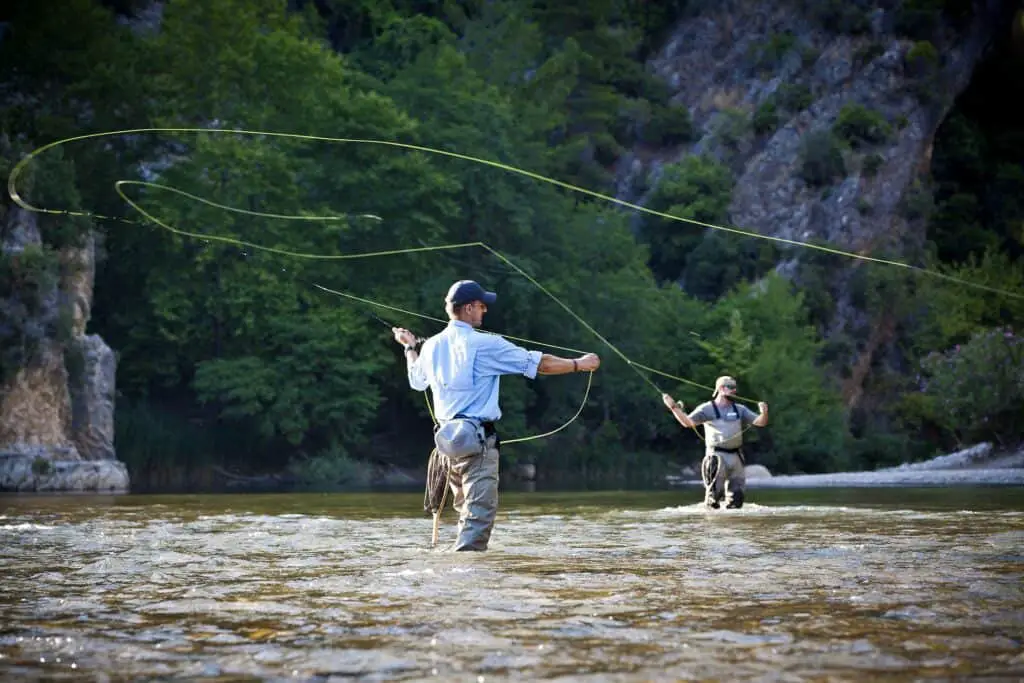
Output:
[1, 489, 1022, 681]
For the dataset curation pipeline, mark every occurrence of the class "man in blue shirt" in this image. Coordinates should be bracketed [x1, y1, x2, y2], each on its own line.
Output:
[392, 280, 601, 550]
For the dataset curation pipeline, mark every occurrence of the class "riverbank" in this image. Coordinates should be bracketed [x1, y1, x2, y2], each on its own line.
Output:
[668, 442, 1024, 488]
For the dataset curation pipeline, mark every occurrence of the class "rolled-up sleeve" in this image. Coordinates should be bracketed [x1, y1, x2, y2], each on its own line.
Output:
[407, 355, 428, 392]
[475, 334, 542, 379]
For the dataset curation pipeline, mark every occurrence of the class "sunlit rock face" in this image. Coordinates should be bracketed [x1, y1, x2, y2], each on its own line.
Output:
[1, 207, 127, 492]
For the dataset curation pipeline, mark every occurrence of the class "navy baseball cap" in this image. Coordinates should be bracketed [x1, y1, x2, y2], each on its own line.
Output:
[445, 280, 497, 305]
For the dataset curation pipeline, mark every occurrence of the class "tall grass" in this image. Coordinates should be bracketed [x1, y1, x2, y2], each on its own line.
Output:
[114, 399, 219, 491]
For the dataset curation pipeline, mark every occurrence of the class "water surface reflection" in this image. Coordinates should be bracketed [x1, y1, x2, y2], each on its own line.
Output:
[2, 488, 1022, 681]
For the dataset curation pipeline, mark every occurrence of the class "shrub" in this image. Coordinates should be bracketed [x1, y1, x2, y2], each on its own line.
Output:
[288, 445, 374, 490]
[712, 107, 750, 151]
[0, 245, 59, 314]
[776, 83, 813, 112]
[752, 84, 813, 136]
[800, 44, 821, 67]
[900, 180, 935, 221]
[919, 327, 1023, 442]
[645, 103, 695, 146]
[31, 457, 53, 476]
[906, 40, 940, 76]
[750, 31, 797, 71]
[752, 99, 780, 135]
[907, 40, 939, 66]
[862, 152, 884, 177]
[613, 97, 651, 142]
[833, 103, 892, 148]
[798, 130, 846, 186]
[592, 131, 624, 167]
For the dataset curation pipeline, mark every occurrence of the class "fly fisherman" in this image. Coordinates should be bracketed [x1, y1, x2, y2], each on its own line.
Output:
[392, 279, 601, 550]
[661, 376, 768, 509]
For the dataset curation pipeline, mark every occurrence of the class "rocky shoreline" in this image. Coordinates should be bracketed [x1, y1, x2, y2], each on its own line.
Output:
[669, 442, 1024, 488]
[0, 448, 129, 493]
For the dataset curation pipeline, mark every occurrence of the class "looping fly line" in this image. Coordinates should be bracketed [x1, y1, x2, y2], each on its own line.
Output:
[10, 127, 1022, 303]
[9, 127, 1019, 444]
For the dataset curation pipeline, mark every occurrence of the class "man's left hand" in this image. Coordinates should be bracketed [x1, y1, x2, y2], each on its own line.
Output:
[758, 402, 768, 412]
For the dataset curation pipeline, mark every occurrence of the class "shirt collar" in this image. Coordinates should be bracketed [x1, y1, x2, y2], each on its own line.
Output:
[448, 320, 473, 330]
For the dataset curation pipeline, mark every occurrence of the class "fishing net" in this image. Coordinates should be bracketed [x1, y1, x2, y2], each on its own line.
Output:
[423, 448, 450, 515]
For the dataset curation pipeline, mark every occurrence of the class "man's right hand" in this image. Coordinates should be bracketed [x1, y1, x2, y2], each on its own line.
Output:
[662, 393, 680, 411]
[392, 327, 417, 347]
[576, 353, 601, 372]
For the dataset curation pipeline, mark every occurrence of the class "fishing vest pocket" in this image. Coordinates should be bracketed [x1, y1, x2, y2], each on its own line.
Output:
[434, 418, 486, 459]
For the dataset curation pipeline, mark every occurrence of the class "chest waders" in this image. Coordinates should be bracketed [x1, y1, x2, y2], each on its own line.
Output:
[424, 417, 499, 546]
[701, 401, 746, 509]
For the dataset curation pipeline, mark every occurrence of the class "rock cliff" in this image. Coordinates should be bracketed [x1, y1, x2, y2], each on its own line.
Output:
[0, 207, 127, 492]
[617, 0, 1009, 407]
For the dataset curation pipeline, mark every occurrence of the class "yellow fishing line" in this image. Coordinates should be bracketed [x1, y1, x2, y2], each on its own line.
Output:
[10, 127, 1022, 301]
[117, 180, 383, 222]
[11, 126, 1017, 446]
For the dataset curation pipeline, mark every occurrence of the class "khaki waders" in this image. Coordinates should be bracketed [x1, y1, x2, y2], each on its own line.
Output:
[701, 448, 746, 509]
[447, 432, 500, 551]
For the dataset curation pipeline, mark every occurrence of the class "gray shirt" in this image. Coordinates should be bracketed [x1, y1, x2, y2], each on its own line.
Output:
[688, 400, 758, 453]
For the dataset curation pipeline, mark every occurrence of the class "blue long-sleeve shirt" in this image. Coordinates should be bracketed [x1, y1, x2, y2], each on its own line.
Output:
[407, 320, 542, 422]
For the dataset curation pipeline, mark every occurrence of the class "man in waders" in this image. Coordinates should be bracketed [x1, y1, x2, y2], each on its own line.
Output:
[392, 280, 601, 550]
[661, 376, 767, 509]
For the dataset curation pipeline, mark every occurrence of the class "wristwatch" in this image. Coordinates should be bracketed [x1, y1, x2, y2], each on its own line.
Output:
[403, 344, 417, 354]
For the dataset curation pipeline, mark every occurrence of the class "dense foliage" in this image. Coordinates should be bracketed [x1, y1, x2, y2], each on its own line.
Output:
[1, 0, 1021, 489]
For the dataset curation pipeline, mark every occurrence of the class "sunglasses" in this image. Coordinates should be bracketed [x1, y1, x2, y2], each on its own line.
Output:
[722, 384, 737, 390]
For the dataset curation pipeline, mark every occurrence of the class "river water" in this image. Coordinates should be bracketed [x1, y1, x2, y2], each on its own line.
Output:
[2, 488, 1022, 681]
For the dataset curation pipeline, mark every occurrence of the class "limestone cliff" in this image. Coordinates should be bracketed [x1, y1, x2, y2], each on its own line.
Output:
[617, 0, 1008, 408]
[0, 207, 127, 492]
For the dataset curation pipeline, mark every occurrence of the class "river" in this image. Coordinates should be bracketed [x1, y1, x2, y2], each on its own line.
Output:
[2, 487, 1022, 681]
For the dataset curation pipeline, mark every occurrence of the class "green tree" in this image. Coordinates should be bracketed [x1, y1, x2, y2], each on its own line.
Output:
[918, 327, 1023, 446]
[706, 275, 849, 474]
[193, 306, 386, 451]
[87, 0, 462, 468]
[639, 156, 735, 284]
